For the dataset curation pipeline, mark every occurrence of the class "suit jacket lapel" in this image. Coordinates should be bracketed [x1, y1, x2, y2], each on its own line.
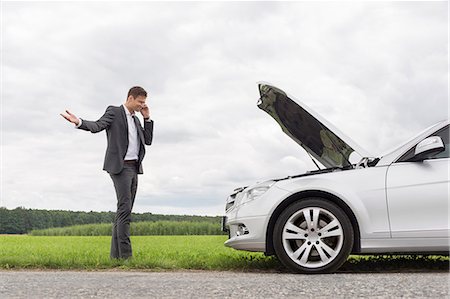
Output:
[120, 105, 128, 134]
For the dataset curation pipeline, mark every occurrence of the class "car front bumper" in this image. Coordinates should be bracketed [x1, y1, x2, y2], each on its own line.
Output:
[223, 214, 267, 252]
[222, 185, 292, 253]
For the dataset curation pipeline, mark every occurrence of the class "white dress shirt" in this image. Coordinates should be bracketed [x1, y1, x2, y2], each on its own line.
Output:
[123, 105, 140, 161]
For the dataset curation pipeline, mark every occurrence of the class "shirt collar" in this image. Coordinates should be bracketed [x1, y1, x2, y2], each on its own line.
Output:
[123, 104, 135, 117]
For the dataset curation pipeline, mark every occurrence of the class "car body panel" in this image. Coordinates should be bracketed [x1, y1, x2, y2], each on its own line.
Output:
[386, 158, 449, 238]
[360, 238, 449, 253]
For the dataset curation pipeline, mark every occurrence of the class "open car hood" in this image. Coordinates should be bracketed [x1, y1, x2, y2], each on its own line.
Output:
[257, 83, 371, 169]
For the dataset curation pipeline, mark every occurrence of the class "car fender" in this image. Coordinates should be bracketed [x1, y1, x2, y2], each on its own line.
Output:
[269, 167, 391, 240]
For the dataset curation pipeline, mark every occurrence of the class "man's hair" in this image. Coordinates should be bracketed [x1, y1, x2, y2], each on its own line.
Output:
[128, 86, 147, 99]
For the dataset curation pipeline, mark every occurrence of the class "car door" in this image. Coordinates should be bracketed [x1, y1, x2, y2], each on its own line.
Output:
[386, 125, 449, 238]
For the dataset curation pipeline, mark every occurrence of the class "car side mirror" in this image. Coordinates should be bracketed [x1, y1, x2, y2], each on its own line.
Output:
[409, 136, 445, 162]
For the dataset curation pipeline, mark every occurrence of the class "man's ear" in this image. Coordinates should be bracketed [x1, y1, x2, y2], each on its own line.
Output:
[126, 95, 134, 102]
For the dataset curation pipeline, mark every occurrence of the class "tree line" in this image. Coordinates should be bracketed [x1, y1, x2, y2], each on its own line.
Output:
[0, 207, 222, 234]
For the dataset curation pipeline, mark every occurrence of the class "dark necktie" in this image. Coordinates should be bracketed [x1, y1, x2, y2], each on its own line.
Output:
[132, 115, 144, 142]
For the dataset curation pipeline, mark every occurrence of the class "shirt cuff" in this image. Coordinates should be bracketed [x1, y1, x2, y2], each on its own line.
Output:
[75, 118, 82, 128]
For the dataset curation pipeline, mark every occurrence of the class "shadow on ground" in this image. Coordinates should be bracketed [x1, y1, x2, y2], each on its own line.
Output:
[337, 255, 449, 273]
[239, 254, 449, 274]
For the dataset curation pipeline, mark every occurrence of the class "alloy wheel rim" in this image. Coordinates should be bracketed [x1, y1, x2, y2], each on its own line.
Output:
[282, 207, 344, 268]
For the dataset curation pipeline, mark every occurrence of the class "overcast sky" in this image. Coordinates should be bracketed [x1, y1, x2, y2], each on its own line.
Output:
[1, 1, 448, 216]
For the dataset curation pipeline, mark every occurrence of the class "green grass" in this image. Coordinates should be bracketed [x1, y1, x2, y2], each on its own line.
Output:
[0, 235, 448, 272]
[0, 235, 278, 271]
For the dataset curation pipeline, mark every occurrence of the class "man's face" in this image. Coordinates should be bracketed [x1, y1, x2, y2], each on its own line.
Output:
[128, 95, 147, 112]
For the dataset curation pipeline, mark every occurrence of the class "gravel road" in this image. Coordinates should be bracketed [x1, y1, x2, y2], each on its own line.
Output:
[0, 271, 448, 298]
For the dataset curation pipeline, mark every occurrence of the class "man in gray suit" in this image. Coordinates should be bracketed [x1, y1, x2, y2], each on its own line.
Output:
[61, 86, 154, 259]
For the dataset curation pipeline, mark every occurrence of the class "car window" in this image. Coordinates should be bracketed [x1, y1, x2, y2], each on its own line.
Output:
[397, 125, 449, 162]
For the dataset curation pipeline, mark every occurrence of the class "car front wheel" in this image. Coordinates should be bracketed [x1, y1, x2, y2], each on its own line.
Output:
[273, 198, 354, 274]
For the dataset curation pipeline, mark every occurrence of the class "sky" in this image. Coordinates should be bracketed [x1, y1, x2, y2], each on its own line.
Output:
[1, 1, 448, 216]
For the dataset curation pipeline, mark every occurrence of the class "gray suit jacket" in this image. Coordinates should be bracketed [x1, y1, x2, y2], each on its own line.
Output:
[78, 105, 153, 174]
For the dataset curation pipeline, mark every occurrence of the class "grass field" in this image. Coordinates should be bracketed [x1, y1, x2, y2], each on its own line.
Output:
[0, 235, 277, 270]
[0, 235, 448, 272]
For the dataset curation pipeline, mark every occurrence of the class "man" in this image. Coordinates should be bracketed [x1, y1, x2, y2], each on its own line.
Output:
[61, 86, 154, 259]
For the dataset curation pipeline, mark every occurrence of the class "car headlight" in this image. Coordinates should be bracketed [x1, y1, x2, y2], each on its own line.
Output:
[240, 180, 275, 205]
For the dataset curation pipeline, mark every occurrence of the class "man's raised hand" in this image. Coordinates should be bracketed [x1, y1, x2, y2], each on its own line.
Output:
[140, 104, 150, 119]
[60, 110, 80, 126]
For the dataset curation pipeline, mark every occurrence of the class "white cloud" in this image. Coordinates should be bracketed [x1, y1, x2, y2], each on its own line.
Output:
[1, 2, 447, 215]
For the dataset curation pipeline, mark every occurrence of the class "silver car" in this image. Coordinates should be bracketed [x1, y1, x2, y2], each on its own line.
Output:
[222, 83, 449, 274]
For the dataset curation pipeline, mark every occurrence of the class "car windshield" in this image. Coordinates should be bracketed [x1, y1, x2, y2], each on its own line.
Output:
[378, 121, 446, 159]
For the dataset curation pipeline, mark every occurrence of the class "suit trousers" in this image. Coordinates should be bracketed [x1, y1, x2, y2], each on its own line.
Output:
[109, 163, 138, 259]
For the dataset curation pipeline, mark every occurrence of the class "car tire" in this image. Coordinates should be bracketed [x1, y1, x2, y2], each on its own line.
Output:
[273, 198, 354, 274]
